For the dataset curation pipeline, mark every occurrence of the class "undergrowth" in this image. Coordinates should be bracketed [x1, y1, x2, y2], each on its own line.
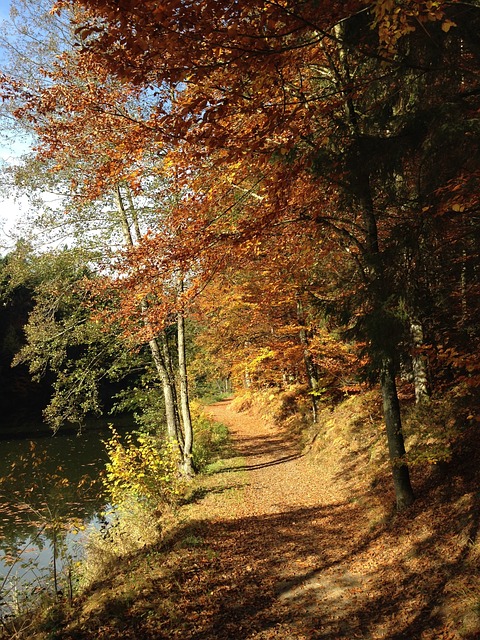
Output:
[191, 400, 231, 471]
[78, 405, 230, 591]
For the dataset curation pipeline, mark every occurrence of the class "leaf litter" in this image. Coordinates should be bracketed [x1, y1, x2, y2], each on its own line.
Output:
[14, 398, 480, 640]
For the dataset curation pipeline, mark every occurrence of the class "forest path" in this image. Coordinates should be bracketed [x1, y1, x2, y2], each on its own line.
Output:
[41, 398, 468, 640]
[179, 399, 381, 640]
[205, 398, 348, 516]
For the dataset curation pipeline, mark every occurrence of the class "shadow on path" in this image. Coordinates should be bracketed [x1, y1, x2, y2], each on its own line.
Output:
[217, 451, 303, 473]
[57, 401, 480, 640]
[64, 490, 478, 640]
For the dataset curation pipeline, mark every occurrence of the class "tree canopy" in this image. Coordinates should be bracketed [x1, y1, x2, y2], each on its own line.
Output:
[0, 0, 478, 505]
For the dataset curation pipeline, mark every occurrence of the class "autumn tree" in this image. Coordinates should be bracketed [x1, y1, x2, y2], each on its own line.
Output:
[0, 2, 197, 474]
[48, 0, 480, 511]
[190, 220, 358, 419]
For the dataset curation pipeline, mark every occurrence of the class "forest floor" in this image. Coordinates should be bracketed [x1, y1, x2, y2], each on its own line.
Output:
[180, 399, 479, 640]
[16, 397, 480, 640]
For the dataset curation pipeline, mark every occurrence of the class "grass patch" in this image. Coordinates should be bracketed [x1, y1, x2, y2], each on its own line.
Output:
[179, 534, 204, 548]
[204, 455, 245, 474]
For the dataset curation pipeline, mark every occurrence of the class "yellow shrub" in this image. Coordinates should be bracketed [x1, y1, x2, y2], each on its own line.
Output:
[103, 429, 182, 510]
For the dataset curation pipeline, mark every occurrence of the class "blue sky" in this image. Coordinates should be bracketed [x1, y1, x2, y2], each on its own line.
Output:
[0, 0, 73, 252]
[0, 0, 10, 20]
[0, 0, 31, 250]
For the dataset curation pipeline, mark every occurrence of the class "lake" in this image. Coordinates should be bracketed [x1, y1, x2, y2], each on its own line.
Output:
[0, 424, 128, 614]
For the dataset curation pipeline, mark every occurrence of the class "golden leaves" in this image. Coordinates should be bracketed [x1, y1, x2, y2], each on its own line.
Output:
[370, 0, 456, 56]
[441, 19, 456, 33]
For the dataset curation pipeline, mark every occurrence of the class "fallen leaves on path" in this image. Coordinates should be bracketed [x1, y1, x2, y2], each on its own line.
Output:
[24, 398, 480, 640]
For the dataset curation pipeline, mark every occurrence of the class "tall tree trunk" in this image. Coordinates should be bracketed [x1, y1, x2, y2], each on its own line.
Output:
[158, 330, 183, 446]
[297, 298, 320, 422]
[148, 334, 181, 443]
[380, 355, 415, 510]
[115, 184, 181, 444]
[334, 25, 414, 509]
[177, 279, 194, 476]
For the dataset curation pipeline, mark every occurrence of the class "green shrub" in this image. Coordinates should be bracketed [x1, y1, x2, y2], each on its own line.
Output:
[190, 402, 230, 471]
[79, 429, 183, 589]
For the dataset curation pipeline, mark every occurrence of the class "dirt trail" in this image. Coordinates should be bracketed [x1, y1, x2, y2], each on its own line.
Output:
[186, 399, 378, 640]
[185, 400, 465, 640]
[49, 398, 470, 640]
[206, 399, 349, 515]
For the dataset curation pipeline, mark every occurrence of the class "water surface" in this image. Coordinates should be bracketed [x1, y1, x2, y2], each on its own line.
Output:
[0, 424, 127, 610]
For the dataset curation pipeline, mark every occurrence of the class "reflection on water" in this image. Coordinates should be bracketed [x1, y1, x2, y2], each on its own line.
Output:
[0, 425, 125, 610]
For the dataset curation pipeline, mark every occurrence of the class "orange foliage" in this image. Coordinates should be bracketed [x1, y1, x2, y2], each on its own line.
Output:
[2, 0, 478, 402]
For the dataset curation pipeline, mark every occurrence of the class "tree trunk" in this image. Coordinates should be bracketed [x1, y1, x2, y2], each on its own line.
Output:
[115, 185, 181, 446]
[177, 277, 194, 475]
[333, 26, 415, 510]
[410, 319, 430, 404]
[148, 335, 180, 443]
[177, 292, 195, 477]
[380, 355, 415, 510]
[124, 182, 142, 242]
[297, 298, 320, 422]
[158, 330, 183, 446]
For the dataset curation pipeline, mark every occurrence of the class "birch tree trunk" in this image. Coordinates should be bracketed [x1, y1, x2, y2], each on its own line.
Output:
[410, 318, 431, 404]
[115, 184, 181, 444]
[177, 279, 194, 476]
[158, 330, 183, 446]
[148, 334, 181, 443]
